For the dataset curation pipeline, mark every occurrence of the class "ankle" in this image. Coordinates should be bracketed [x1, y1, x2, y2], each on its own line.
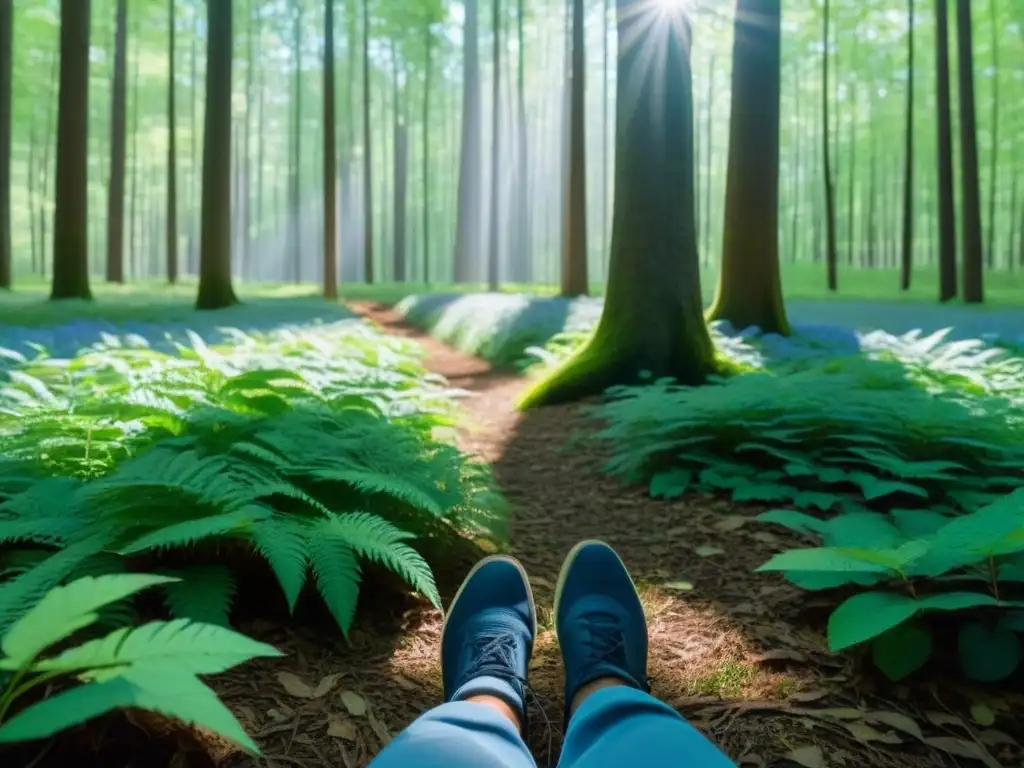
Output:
[466, 694, 523, 731]
[569, 676, 630, 716]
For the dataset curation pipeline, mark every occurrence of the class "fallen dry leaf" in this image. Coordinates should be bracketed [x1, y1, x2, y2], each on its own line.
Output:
[865, 711, 923, 740]
[785, 745, 825, 768]
[924, 737, 1001, 768]
[844, 721, 901, 744]
[327, 714, 358, 741]
[978, 729, 1018, 747]
[391, 674, 418, 691]
[715, 516, 749, 532]
[757, 649, 807, 663]
[925, 711, 967, 730]
[311, 673, 343, 699]
[790, 690, 827, 703]
[277, 671, 315, 698]
[662, 580, 695, 592]
[341, 690, 369, 717]
[368, 708, 392, 747]
[695, 545, 725, 557]
[811, 707, 864, 721]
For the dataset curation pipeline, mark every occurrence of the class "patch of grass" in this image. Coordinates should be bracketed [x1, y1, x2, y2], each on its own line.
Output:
[686, 661, 758, 698]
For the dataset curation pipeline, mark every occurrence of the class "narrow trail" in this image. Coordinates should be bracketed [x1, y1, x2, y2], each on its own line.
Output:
[217, 304, 965, 768]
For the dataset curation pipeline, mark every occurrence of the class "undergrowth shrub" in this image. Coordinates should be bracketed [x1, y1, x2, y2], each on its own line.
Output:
[0, 573, 278, 752]
[588, 345, 1024, 683]
[0, 321, 504, 637]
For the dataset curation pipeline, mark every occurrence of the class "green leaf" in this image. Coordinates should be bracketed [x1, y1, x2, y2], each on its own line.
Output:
[958, 621, 1021, 683]
[756, 510, 827, 536]
[849, 472, 929, 501]
[162, 565, 237, 627]
[822, 513, 903, 549]
[732, 483, 794, 502]
[871, 620, 933, 680]
[0, 665, 261, 753]
[757, 547, 895, 575]
[828, 592, 919, 651]
[649, 469, 692, 499]
[1, 574, 177, 666]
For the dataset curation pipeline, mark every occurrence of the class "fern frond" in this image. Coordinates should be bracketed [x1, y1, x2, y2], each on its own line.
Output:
[161, 565, 237, 627]
[317, 513, 439, 608]
[308, 537, 361, 636]
[118, 505, 272, 555]
[250, 517, 310, 613]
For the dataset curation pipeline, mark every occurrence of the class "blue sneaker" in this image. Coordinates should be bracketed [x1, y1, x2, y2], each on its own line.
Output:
[554, 540, 650, 725]
[441, 555, 537, 732]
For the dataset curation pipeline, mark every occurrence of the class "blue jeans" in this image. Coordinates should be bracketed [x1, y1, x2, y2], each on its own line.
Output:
[369, 686, 735, 767]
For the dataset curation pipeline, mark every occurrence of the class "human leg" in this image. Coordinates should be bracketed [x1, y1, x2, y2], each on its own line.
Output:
[554, 540, 735, 767]
[369, 555, 539, 768]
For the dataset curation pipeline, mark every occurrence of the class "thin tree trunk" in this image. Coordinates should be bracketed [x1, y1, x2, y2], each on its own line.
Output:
[422, 24, 432, 284]
[900, 0, 914, 289]
[985, 0, 998, 268]
[0, 0, 11, 289]
[821, 0, 838, 290]
[487, 0, 502, 290]
[561, 0, 588, 296]
[361, 0, 374, 282]
[935, 0, 957, 301]
[323, 0, 338, 298]
[956, 0, 983, 302]
[453, 0, 481, 282]
[291, 1, 303, 281]
[167, 0, 178, 284]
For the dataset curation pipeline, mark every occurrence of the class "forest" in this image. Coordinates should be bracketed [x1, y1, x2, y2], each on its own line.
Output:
[0, 0, 1022, 766]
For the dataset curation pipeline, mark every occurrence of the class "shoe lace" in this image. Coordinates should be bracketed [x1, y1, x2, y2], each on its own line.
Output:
[579, 611, 653, 693]
[457, 630, 556, 768]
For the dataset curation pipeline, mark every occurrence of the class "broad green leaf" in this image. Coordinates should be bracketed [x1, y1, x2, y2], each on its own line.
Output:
[757, 547, 895, 574]
[757, 510, 827, 536]
[822, 513, 903, 549]
[871, 620, 933, 680]
[1, 574, 177, 665]
[958, 621, 1021, 683]
[0, 665, 260, 753]
[828, 591, 919, 651]
[649, 469, 692, 499]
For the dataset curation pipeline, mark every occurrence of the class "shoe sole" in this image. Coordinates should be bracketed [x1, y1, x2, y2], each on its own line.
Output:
[440, 555, 539, 653]
[553, 539, 642, 630]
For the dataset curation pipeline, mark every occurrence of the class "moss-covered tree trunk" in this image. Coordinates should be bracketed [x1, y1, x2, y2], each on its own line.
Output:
[519, 0, 716, 409]
[50, 0, 92, 301]
[196, 0, 238, 310]
[707, 0, 788, 335]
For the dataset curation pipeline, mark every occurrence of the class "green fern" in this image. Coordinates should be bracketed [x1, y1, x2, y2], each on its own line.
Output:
[0, 573, 279, 753]
[308, 536, 362, 636]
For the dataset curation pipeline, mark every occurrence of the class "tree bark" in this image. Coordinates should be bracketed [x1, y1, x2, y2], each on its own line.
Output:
[167, 0, 178, 284]
[955, 0, 983, 302]
[935, 0, 957, 301]
[452, 0, 481, 283]
[561, 0, 588, 297]
[900, 0, 914, 290]
[0, 0, 12, 289]
[821, 0, 838, 290]
[50, 0, 92, 300]
[361, 0, 374, 282]
[487, 0, 502, 290]
[707, 0, 788, 334]
[323, 0, 338, 298]
[196, 0, 237, 309]
[520, 0, 715, 408]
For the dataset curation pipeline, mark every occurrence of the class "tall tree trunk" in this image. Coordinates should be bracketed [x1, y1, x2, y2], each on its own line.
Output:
[167, 0, 178, 284]
[453, 0, 481, 283]
[703, 55, 714, 263]
[985, 0, 998, 268]
[935, 0, 957, 301]
[196, 0, 237, 309]
[50, 0, 92, 300]
[561, 0, 588, 296]
[290, 0, 303, 282]
[128, 13, 141, 280]
[821, 0, 838, 290]
[393, 121, 408, 281]
[512, 0, 531, 282]
[520, 1, 714, 408]
[361, 0, 374, 282]
[422, 24, 432, 284]
[241, 0, 255, 276]
[601, 0, 609, 271]
[0, 0, 13, 289]
[707, 0, 788, 334]
[956, 0, 983, 302]
[845, 79, 857, 267]
[189, 0, 199, 274]
[323, 0, 338, 298]
[487, 0, 502, 290]
[106, 0, 127, 283]
[900, 0, 914, 290]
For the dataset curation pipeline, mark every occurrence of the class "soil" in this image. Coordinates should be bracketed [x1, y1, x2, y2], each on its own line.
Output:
[10, 303, 1020, 768]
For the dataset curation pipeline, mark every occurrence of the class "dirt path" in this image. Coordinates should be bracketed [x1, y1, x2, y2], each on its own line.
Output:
[215, 304, 1006, 768]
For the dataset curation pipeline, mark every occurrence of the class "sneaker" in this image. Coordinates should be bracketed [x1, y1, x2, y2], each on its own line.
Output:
[441, 555, 537, 732]
[554, 540, 650, 725]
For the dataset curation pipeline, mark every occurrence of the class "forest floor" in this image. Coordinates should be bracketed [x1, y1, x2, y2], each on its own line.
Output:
[201, 302, 1022, 768]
